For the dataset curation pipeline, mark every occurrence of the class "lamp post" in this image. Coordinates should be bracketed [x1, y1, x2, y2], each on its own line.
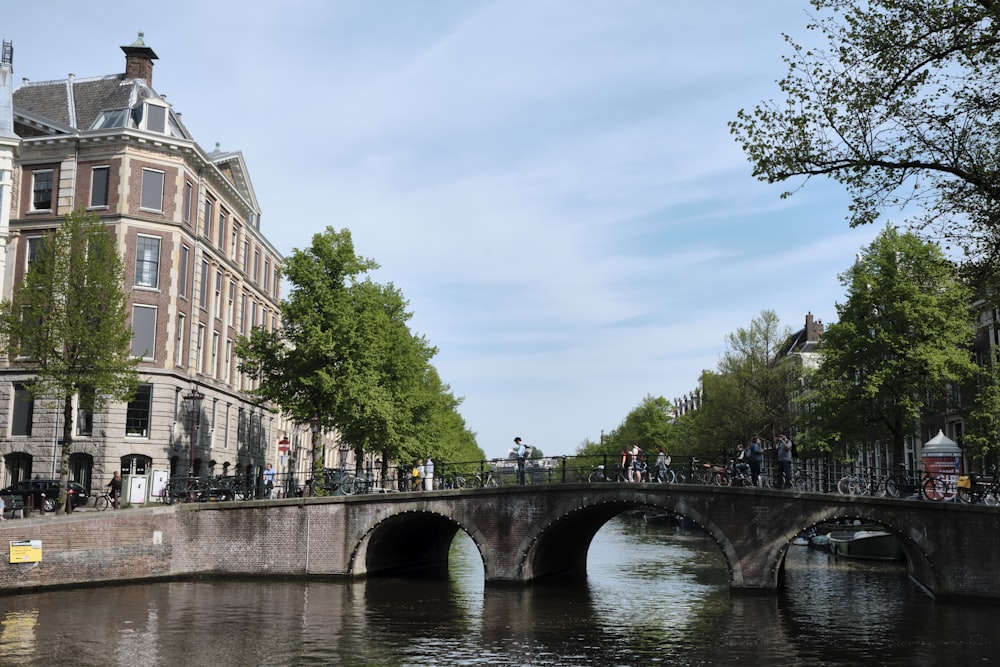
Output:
[183, 387, 204, 501]
[339, 442, 350, 473]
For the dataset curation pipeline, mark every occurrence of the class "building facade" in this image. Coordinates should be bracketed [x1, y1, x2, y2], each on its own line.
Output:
[0, 35, 321, 496]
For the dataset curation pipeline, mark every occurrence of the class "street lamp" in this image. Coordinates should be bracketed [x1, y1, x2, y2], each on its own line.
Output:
[339, 442, 350, 472]
[183, 387, 204, 501]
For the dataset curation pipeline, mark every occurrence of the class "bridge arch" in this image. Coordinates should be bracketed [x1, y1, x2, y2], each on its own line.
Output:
[349, 507, 489, 579]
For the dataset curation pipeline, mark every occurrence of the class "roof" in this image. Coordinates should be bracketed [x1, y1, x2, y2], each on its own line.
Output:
[13, 73, 192, 139]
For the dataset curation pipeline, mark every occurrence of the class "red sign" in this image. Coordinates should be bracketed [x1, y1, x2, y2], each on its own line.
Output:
[278, 438, 290, 453]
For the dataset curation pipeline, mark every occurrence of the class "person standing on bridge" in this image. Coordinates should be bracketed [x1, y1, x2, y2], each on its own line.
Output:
[514, 437, 530, 484]
[424, 455, 435, 491]
[776, 434, 793, 489]
[263, 463, 276, 499]
[748, 437, 764, 487]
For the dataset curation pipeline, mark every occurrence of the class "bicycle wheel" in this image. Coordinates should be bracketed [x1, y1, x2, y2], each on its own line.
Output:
[485, 475, 498, 488]
[957, 485, 975, 504]
[95, 495, 110, 511]
[883, 476, 903, 498]
[837, 475, 853, 495]
[715, 471, 731, 486]
[340, 475, 356, 495]
[923, 476, 948, 501]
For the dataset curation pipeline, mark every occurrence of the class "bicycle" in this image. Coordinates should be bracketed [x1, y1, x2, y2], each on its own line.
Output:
[442, 472, 466, 489]
[471, 469, 499, 487]
[95, 492, 115, 511]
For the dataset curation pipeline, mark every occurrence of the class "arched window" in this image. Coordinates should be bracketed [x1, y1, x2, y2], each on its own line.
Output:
[3, 452, 31, 486]
[69, 453, 94, 492]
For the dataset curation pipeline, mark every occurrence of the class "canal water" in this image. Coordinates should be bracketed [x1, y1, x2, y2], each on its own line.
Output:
[0, 513, 995, 666]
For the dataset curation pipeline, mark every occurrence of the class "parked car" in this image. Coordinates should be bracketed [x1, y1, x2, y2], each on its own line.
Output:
[0, 479, 89, 512]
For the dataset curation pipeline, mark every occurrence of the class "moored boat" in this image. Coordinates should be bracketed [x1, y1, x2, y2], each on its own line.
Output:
[827, 530, 904, 561]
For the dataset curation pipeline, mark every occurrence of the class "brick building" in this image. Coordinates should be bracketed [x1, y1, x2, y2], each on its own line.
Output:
[0, 35, 323, 496]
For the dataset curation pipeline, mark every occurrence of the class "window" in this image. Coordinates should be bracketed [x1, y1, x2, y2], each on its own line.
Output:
[240, 293, 247, 332]
[253, 249, 260, 283]
[134, 235, 160, 288]
[263, 258, 270, 291]
[199, 260, 209, 308]
[251, 301, 258, 329]
[25, 236, 44, 271]
[125, 384, 152, 437]
[211, 332, 220, 378]
[203, 198, 213, 238]
[130, 305, 157, 360]
[228, 280, 236, 324]
[32, 170, 52, 211]
[179, 245, 190, 298]
[90, 166, 109, 208]
[196, 324, 205, 373]
[242, 239, 249, 271]
[76, 386, 95, 437]
[121, 454, 151, 476]
[231, 225, 239, 260]
[225, 338, 233, 385]
[11, 383, 33, 436]
[90, 108, 128, 129]
[144, 103, 166, 134]
[214, 271, 223, 315]
[217, 211, 226, 248]
[183, 182, 193, 226]
[176, 313, 186, 366]
[272, 267, 280, 298]
[140, 168, 164, 211]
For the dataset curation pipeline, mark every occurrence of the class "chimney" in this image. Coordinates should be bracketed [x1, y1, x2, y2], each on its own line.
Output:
[805, 312, 824, 342]
[121, 31, 158, 87]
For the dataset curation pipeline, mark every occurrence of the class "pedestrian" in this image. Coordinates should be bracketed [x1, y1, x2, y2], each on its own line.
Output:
[776, 434, 793, 489]
[656, 448, 670, 482]
[514, 437, 528, 484]
[620, 446, 631, 482]
[411, 460, 422, 491]
[734, 443, 750, 484]
[630, 441, 643, 482]
[263, 463, 276, 499]
[748, 436, 764, 487]
[424, 455, 434, 491]
[108, 471, 122, 509]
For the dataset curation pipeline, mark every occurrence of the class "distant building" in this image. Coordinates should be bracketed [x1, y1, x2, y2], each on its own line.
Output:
[0, 34, 324, 495]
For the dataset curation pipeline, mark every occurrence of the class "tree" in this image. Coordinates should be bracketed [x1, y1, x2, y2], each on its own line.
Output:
[730, 0, 1000, 286]
[963, 345, 1000, 466]
[687, 311, 798, 453]
[0, 210, 138, 512]
[801, 226, 977, 462]
[598, 395, 675, 456]
[236, 227, 477, 477]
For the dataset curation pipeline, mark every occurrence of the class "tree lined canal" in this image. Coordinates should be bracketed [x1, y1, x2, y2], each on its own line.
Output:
[0, 513, 993, 665]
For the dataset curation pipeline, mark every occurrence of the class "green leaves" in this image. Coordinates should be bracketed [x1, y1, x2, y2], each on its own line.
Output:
[237, 227, 481, 470]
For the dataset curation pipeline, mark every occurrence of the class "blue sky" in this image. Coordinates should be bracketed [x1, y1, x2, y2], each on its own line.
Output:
[6, 2, 884, 459]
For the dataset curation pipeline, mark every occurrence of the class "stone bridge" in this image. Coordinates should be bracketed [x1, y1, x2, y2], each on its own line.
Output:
[1, 483, 998, 600]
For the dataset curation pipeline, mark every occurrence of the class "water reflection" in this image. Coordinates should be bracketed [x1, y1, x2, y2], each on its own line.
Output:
[0, 514, 997, 665]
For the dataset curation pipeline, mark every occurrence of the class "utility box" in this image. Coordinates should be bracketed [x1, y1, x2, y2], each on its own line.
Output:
[123, 474, 148, 505]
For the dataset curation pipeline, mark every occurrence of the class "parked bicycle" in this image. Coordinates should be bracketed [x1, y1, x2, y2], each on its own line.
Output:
[471, 469, 499, 488]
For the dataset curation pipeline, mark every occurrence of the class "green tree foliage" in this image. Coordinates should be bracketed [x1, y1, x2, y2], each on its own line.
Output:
[959, 345, 1000, 466]
[801, 227, 977, 461]
[236, 227, 480, 474]
[687, 310, 798, 454]
[0, 210, 138, 512]
[586, 395, 674, 457]
[730, 0, 1000, 288]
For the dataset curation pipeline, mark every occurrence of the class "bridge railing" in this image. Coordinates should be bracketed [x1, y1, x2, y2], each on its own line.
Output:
[175, 457, 952, 499]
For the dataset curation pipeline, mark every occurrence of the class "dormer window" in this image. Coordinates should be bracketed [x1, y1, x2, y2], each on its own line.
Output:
[144, 102, 167, 134]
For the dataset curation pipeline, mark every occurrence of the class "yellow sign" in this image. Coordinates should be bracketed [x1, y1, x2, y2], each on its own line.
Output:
[9, 540, 41, 563]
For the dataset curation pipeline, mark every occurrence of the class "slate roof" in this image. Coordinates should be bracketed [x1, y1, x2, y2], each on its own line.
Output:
[13, 73, 192, 139]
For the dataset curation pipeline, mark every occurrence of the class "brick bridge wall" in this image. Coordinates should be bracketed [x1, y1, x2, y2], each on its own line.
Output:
[0, 484, 996, 600]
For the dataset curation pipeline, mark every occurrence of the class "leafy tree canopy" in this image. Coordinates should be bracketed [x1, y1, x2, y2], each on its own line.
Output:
[0, 210, 137, 511]
[730, 0, 1000, 288]
[800, 226, 977, 460]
